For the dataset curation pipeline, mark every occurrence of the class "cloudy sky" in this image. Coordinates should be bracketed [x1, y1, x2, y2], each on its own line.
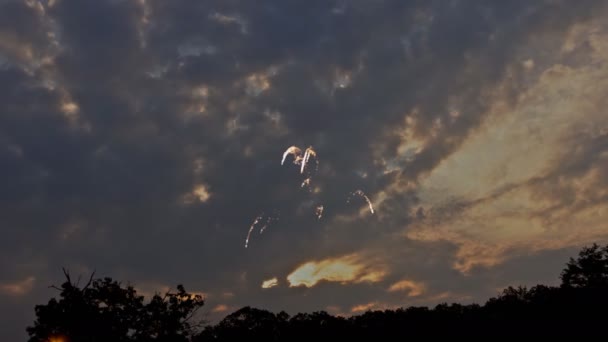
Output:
[2, 0, 608, 339]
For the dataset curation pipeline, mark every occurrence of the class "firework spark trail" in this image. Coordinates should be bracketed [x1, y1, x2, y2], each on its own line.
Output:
[281, 146, 302, 165]
[315, 205, 324, 219]
[245, 214, 263, 248]
[245, 212, 281, 247]
[308, 147, 319, 172]
[260, 212, 280, 234]
[348, 190, 375, 214]
[259, 217, 271, 234]
[300, 149, 309, 174]
[301, 177, 311, 190]
[300, 146, 317, 174]
[281, 145, 318, 176]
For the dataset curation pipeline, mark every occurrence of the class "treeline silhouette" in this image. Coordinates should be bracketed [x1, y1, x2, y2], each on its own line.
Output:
[28, 244, 608, 341]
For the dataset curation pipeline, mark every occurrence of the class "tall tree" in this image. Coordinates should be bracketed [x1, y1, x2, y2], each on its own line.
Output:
[27, 269, 205, 342]
[560, 243, 608, 288]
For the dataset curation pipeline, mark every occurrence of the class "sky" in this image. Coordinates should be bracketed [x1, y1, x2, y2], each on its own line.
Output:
[1, 0, 608, 340]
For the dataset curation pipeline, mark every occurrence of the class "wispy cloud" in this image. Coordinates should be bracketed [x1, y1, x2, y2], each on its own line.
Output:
[387, 280, 426, 297]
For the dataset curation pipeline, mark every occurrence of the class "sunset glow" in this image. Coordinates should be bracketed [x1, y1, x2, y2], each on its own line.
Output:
[287, 255, 385, 288]
[261, 277, 279, 289]
[387, 280, 426, 297]
[2, 1, 608, 340]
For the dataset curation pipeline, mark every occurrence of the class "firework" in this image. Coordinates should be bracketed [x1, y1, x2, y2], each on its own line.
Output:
[260, 212, 280, 234]
[245, 212, 280, 247]
[281, 146, 302, 165]
[244, 214, 263, 248]
[348, 190, 375, 214]
[244, 146, 375, 247]
[315, 205, 324, 219]
[301, 177, 311, 189]
[300, 146, 317, 174]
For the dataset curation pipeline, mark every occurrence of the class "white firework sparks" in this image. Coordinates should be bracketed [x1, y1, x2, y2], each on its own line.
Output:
[244, 146, 377, 247]
[315, 205, 324, 219]
[245, 212, 280, 247]
[281, 145, 318, 175]
[259, 217, 270, 234]
[260, 213, 279, 234]
[244, 214, 263, 248]
[300, 149, 308, 174]
[348, 190, 375, 214]
[301, 177, 311, 189]
[300, 146, 317, 174]
[281, 146, 302, 165]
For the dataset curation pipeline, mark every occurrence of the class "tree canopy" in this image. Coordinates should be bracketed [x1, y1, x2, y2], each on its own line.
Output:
[561, 243, 608, 288]
[26, 269, 204, 342]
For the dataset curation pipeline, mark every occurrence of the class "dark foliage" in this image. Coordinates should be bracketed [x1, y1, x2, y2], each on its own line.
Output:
[27, 269, 204, 342]
[561, 243, 608, 288]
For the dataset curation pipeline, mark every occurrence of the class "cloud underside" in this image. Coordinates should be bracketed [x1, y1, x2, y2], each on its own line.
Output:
[287, 255, 386, 288]
[0, 1, 607, 340]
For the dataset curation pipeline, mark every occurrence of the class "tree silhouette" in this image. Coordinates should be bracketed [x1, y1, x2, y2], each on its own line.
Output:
[195, 244, 608, 340]
[195, 307, 289, 341]
[26, 269, 204, 342]
[561, 243, 608, 288]
[28, 244, 608, 340]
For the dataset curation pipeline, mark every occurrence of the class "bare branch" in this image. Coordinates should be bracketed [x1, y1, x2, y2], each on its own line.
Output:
[62, 267, 71, 284]
[83, 271, 96, 290]
[49, 285, 62, 291]
[184, 305, 202, 323]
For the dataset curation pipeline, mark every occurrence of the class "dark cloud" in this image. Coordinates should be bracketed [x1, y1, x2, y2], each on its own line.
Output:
[1, 0, 607, 340]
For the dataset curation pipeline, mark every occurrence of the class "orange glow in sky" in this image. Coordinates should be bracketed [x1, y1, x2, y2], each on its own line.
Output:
[287, 255, 385, 288]
[48, 335, 68, 342]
